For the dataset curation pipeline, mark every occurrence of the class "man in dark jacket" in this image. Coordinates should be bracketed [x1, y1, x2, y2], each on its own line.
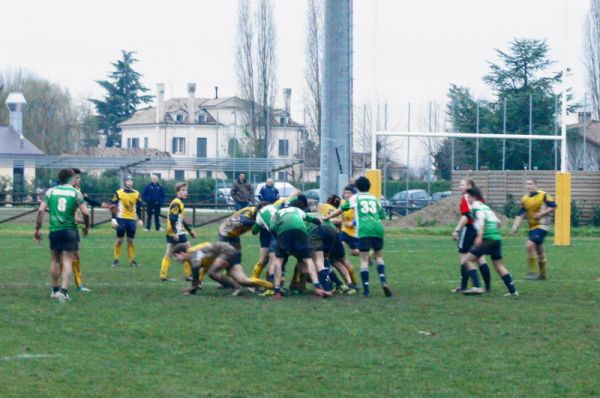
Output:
[142, 174, 165, 231]
[258, 178, 279, 204]
[231, 173, 254, 210]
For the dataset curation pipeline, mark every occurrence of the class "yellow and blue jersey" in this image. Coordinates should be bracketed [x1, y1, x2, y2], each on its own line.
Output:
[519, 190, 556, 231]
[112, 188, 142, 220]
[218, 207, 256, 238]
[340, 200, 357, 238]
[167, 197, 186, 236]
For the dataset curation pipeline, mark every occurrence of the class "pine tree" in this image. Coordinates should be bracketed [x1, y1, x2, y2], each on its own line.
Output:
[91, 50, 153, 147]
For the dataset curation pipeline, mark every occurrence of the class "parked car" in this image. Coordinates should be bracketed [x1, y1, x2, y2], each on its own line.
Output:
[216, 188, 234, 206]
[304, 189, 320, 212]
[389, 189, 432, 215]
[254, 181, 297, 203]
[431, 191, 452, 202]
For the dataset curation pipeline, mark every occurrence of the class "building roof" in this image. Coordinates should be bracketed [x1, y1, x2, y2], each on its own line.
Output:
[120, 96, 303, 128]
[67, 147, 172, 158]
[567, 120, 600, 148]
[0, 126, 44, 155]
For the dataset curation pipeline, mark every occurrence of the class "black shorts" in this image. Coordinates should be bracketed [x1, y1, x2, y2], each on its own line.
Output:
[218, 234, 241, 246]
[309, 226, 338, 254]
[528, 229, 548, 246]
[469, 239, 502, 261]
[276, 229, 311, 260]
[49, 229, 79, 253]
[329, 239, 346, 263]
[222, 251, 242, 268]
[358, 237, 384, 252]
[166, 234, 188, 244]
[259, 228, 277, 252]
[340, 232, 359, 250]
[457, 224, 477, 254]
[116, 218, 137, 238]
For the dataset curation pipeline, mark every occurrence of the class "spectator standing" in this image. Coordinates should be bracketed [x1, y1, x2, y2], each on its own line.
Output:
[258, 178, 279, 204]
[142, 174, 165, 231]
[231, 173, 254, 210]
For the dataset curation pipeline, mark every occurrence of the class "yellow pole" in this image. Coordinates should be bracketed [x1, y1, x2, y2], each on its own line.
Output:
[554, 172, 571, 246]
[365, 169, 382, 199]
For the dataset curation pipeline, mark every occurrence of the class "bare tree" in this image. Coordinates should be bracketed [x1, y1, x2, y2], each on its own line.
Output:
[353, 102, 403, 175]
[256, 0, 277, 157]
[235, 0, 258, 151]
[585, 0, 600, 119]
[0, 69, 77, 155]
[303, 0, 323, 146]
[235, 0, 277, 158]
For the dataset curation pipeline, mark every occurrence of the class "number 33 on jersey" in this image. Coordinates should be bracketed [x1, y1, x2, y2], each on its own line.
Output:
[340, 192, 386, 239]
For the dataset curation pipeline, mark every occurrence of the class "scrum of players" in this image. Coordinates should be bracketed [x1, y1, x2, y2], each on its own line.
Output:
[35, 168, 553, 301]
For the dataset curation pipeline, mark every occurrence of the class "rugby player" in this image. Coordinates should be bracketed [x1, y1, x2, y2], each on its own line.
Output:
[172, 242, 273, 296]
[339, 185, 360, 257]
[325, 176, 392, 297]
[159, 182, 196, 282]
[464, 188, 518, 296]
[510, 179, 556, 280]
[34, 168, 90, 302]
[270, 198, 332, 299]
[217, 205, 257, 253]
[451, 178, 492, 292]
[111, 175, 143, 267]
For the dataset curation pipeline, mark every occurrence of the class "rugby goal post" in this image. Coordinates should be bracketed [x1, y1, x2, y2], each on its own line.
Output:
[368, 130, 571, 246]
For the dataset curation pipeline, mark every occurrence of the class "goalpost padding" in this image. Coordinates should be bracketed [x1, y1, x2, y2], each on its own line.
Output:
[365, 169, 382, 198]
[554, 172, 571, 246]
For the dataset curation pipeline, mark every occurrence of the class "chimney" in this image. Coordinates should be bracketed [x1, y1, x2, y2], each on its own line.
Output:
[156, 83, 165, 124]
[187, 83, 196, 123]
[5, 92, 26, 138]
[214, 86, 219, 99]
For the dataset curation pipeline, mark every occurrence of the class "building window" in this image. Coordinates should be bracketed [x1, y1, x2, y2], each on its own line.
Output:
[176, 114, 184, 123]
[144, 137, 148, 148]
[197, 113, 206, 123]
[172, 137, 186, 154]
[228, 138, 239, 157]
[206, 170, 212, 178]
[277, 171, 287, 181]
[278, 139, 289, 157]
[131, 138, 139, 149]
[174, 170, 185, 181]
[197, 137, 207, 158]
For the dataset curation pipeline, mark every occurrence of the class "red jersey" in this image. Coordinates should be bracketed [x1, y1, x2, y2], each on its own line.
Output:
[460, 194, 474, 225]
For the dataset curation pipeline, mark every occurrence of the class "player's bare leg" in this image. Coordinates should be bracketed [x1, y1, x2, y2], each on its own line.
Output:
[50, 250, 62, 297]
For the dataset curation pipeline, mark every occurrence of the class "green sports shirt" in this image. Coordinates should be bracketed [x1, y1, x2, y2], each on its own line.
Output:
[339, 192, 386, 239]
[270, 206, 317, 236]
[472, 201, 501, 241]
[43, 184, 84, 232]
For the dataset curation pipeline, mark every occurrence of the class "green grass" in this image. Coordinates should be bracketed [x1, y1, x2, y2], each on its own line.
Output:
[1, 224, 599, 397]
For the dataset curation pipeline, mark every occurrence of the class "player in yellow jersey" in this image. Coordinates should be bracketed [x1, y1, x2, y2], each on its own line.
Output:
[339, 185, 360, 256]
[172, 242, 273, 296]
[217, 205, 257, 252]
[511, 179, 557, 280]
[159, 182, 195, 281]
[110, 175, 143, 267]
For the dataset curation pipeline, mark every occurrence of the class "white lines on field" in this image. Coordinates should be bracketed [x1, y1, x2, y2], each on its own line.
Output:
[0, 353, 65, 361]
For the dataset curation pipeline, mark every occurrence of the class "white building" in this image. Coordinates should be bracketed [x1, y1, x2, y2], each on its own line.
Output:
[119, 84, 306, 181]
[0, 93, 44, 199]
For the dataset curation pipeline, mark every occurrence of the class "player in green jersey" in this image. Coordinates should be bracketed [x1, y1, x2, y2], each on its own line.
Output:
[270, 198, 331, 299]
[34, 168, 90, 302]
[325, 176, 392, 297]
[464, 188, 518, 297]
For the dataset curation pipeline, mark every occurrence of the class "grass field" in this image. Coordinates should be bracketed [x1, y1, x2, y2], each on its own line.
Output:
[1, 224, 599, 397]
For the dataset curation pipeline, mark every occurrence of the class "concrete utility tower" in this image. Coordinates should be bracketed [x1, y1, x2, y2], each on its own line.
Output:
[320, 0, 353, 200]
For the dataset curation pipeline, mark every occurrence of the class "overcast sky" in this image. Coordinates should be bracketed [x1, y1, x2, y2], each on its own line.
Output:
[1, 0, 590, 128]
